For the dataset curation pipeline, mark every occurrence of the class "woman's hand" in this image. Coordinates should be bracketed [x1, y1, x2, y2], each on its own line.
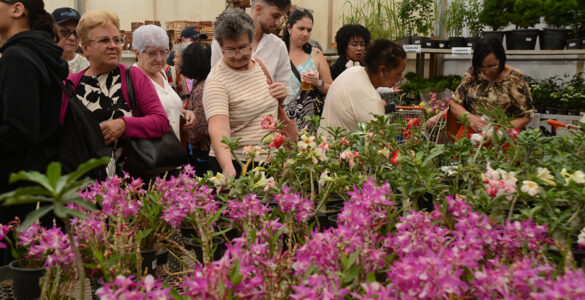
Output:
[268, 82, 287, 104]
[467, 114, 489, 132]
[100, 119, 126, 145]
[302, 71, 320, 88]
[182, 109, 196, 129]
[223, 164, 237, 178]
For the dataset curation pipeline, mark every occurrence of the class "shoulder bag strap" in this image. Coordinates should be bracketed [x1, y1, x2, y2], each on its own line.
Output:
[125, 67, 140, 116]
[290, 60, 301, 83]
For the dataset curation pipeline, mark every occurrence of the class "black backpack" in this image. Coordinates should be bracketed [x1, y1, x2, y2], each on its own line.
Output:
[51, 71, 109, 180]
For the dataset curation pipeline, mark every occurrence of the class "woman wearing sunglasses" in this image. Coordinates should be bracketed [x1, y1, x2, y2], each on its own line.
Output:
[52, 7, 88, 74]
[448, 38, 534, 133]
[63, 10, 169, 174]
[132, 24, 195, 144]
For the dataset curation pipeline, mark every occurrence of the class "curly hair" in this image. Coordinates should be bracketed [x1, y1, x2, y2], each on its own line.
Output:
[334, 24, 371, 59]
[180, 42, 211, 81]
[363, 39, 406, 74]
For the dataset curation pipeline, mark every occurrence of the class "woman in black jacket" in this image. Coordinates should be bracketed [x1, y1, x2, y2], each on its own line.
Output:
[330, 24, 371, 81]
[0, 0, 69, 252]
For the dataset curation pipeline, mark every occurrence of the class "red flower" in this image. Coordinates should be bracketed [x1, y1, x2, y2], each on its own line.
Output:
[269, 135, 286, 149]
[390, 150, 400, 165]
[507, 128, 520, 139]
[261, 115, 278, 132]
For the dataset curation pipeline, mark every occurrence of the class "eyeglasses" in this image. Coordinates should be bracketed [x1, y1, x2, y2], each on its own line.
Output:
[348, 41, 366, 48]
[88, 36, 125, 46]
[58, 29, 79, 39]
[478, 60, 499, 71]
[145, 49, 170, 59]
[222, 46, 252, 58]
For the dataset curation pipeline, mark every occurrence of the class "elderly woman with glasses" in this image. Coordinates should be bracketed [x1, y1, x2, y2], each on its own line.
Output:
[132, 24, 195, 143]
[63, 10, 169, 174]
[441, 38, 534, 134]
[203, 9, 282, 178]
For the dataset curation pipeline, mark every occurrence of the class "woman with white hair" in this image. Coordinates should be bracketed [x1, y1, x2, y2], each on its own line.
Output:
[133, 24, 195, 141]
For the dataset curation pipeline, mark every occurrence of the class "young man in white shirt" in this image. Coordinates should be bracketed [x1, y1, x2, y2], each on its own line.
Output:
[211, 0, 291, 104]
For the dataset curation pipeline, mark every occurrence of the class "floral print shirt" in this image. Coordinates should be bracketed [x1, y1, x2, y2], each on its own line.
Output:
[452, 69, 534, 119]
[187, 80, 210, 152]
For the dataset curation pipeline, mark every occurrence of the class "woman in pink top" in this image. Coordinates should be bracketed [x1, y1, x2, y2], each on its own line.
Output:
[63, 10, 168, 174]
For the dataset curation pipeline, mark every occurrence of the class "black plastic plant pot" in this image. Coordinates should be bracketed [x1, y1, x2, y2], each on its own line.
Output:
[465, 37, 480, 48]
[180, 226, 197, 239]
[582, 38, 585, 49]
[412, 36, 427, 46]
[156, 247, 169, 265]
[482, 31, 505, 44]
[539, 29, 569, 50]
[566, 38, 583, 49]
[141, 249, 157, 275]
[184, 236, 226, 262]
[9, 260, 45, 300]
[435, 40, 451, 49]
[505, 30, 538, 50]
[449, 37, 467, 48]
[422, 39, 435, 48]
[398, 36, 412, 45]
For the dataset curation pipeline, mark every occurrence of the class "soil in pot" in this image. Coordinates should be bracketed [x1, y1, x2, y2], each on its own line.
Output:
[141, 249, 157, 275]
[505, 30, 539, 50]
[566, 38, 583, 49]
[539, 29, 569, 50]
[9, 260, 45, 300]
[482, 31, 505, 44]
[184, 236, 226, 262]
[449, 37, 467, 48]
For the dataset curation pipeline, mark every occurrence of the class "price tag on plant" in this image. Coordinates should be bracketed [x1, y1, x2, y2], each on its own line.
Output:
[451, 47, 472, 56]
[403, 44, 421, 54]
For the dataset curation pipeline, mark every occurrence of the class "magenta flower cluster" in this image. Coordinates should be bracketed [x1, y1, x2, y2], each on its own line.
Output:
[225, 194, 270, 225]
[0, 224, 10, 249]
[96, 275, 171, 300]
[18, 223, 74, 268]
[273, 186, 314, 222]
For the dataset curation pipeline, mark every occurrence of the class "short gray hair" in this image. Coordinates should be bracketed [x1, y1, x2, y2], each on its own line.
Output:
[132, 24, 169, 53]
[214, 9, 254, 47]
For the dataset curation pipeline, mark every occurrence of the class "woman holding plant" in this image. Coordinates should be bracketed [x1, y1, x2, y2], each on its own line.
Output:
[448, 38, 534, 133]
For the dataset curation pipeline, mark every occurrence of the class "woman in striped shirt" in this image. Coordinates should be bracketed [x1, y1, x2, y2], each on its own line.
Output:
[203, 9, 283, 178]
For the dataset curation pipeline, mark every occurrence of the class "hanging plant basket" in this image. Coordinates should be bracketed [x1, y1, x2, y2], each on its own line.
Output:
[505, 29, 539, 50]
[539, 29, 569, 50]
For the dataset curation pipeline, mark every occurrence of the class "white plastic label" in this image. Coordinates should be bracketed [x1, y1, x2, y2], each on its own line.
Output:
[403, 44, 422, 53]
[451, 47, 472, 56]
[526, 37, 532, 42]
[569, 42, 576, 47]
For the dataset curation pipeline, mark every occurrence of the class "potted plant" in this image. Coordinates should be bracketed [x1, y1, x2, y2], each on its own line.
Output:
[479, 0, 513, 43]
[446, 0, 467, 47]
[568, 0, 585, 49]
[506, 0, 543, 50]
[464, 0, 483, 47]
[540, 0, 576, 50]
[398, 0, 435, 45]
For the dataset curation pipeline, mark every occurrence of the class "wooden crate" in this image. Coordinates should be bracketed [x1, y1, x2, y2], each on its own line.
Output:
[144, 20, 161, 26]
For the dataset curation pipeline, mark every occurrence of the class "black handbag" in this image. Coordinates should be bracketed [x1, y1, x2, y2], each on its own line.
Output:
[123, 67, 188, 176]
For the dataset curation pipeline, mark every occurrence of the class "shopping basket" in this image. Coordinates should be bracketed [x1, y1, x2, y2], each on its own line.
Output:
[547, 119, 583, 136]
[389, 106, 448, 144]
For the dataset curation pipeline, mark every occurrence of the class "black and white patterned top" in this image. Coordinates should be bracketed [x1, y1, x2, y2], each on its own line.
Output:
[75, 67, 132, 171]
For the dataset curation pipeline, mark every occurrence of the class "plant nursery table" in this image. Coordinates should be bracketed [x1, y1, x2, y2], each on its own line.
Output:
[414, 49, 585, 79]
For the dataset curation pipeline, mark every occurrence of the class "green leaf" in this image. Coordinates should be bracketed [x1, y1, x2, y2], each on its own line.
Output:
[209, 207, 227, 224]
[346, 251, 359, 271]
[19, 206, 53, 231]
[343, 264, 361, 284]
[62, 207, 88, 220]
[66, 157, 110, 184]
[366, 272, 377, 283]
[229, 260, 243, 286]
[8, 171, 53, 193]
[46, 162, 62, 188]
[67, 197, 97, 212]
[54, 202, 66, 218]
[2, 195, 53, 206]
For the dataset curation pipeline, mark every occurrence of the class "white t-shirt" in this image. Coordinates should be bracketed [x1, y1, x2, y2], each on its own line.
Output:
[318, 66, 385, 136]
[203, 57, 278, 160]
[211, 33, 292, 104]
[136, 65, 183, 141]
